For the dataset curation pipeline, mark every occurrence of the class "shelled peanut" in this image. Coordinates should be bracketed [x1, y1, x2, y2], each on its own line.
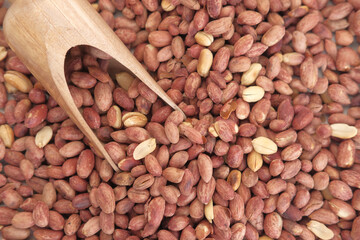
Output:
[1, 0, 360, 240]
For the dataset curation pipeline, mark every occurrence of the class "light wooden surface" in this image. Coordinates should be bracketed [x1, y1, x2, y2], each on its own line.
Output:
[3, 0, 183, 171]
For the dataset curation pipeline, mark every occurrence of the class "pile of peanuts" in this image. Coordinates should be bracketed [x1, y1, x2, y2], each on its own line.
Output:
[1, 0, 360, 239]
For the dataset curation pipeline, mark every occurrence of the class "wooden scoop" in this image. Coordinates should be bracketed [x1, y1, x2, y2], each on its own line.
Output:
[3, 0, 183, 171]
